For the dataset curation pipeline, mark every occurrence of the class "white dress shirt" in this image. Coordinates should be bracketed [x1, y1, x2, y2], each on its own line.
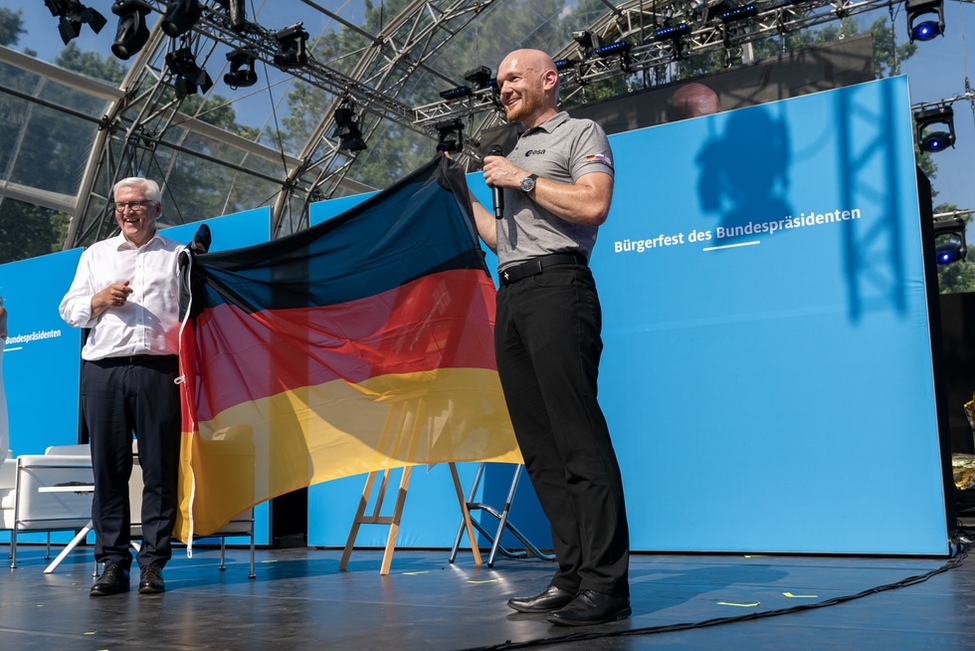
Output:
[59, 233, 184, 361]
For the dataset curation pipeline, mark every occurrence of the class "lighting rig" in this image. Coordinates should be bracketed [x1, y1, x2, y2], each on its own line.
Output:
[933, 217, 967, 265]
[412, 0, 924, 129]
[44, 0, 107, 45]
[110, 0, 153, 60]
[906, 0, 945, 43]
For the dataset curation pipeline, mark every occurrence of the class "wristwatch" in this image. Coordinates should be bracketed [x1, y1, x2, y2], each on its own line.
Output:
[520, 173, 538, 193]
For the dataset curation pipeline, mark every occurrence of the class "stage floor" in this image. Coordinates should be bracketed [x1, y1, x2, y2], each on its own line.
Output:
[2, 542, 974, 650]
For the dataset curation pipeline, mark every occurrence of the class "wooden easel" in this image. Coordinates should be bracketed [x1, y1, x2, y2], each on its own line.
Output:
[339, 394, 482, 575]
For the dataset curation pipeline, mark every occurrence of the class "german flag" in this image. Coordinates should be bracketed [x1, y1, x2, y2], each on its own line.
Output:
[175, 155, 520, 540]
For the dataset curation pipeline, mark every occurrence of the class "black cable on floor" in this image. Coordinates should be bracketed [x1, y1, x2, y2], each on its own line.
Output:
[458, 549, 969, 651]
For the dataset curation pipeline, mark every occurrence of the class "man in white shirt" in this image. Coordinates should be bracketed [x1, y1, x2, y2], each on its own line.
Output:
[59, 177, 183, 596]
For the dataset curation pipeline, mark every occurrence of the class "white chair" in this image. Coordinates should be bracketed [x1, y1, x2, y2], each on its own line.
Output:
[0, 444, 94, 568]
[0, 449, 16, 526]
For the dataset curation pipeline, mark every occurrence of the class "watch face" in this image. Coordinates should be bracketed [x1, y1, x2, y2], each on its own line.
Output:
[520, 175, 536, 192]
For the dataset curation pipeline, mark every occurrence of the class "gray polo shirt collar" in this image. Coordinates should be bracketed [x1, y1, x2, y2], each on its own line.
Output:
[521, 111, 571, 137]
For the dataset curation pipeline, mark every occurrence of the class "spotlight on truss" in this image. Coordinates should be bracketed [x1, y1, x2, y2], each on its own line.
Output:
[439, 85, 473, 101]
[572, 29, 602, 54]
[720, 4, 759, 23]
[165, 47, 213, 100]
[463, 66, 495, 90]
[110, 0, 152, 61]
[906, 0, 945, 42]
[161, 0, 202, 38]
[933, 218, 967, 265]
[914, 105, 955, 153]
[435, 120, 464, 154]
[44, 0, 107, 45]
[214, 0, 247, 32]
[224, 49, 257, 89]
[593, 40, 631, 58]
[654, 23, 691, 41]
[333, 101, 367, 152]
[554, 58, 577, 71]
[274, 23, 309, 68]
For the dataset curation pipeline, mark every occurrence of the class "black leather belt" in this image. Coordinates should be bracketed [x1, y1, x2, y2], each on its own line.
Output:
[499, 252, 587, 287]
[117, 354, 178, 365]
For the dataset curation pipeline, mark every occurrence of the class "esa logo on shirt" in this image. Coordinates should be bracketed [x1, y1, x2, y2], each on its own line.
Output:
[524, 149, 546, 157]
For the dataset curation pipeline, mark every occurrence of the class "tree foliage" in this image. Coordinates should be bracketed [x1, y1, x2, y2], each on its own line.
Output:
[0, 9, 73, 264]
[0, 7, 24, 47]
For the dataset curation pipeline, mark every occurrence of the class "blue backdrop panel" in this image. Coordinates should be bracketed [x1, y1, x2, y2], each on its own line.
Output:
[309, 76, 946, 555]
[0, 249, 85, 457]
[0, 248, 85, 545]
[597, 76, 946, 554]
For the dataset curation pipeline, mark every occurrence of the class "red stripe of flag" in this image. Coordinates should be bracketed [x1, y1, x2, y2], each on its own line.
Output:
[187, 268, 496, 422]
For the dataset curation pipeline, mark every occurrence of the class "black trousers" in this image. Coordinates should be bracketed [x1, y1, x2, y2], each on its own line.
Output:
[495, 262, 630, 598]
[82, 356, 181, 571]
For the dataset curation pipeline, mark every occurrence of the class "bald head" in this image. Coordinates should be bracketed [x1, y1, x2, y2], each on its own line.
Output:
[496, 49, 560, 128]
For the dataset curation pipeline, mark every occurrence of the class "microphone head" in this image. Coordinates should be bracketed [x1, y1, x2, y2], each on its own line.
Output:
[489, 144, 503, 156]
[190, 223, 212, 254]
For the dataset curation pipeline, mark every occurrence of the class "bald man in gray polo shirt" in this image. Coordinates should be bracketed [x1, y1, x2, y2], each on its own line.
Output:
[466, 48, 630, 627]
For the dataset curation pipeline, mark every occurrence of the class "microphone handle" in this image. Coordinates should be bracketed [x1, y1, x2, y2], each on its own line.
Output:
[490, 146, 505, 219]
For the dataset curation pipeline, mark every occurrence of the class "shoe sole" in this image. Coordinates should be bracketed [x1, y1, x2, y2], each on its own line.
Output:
[546, 607, 632, 626]
[89, 584, 130, 597]
[138, 585, 165, 594]
[507, 595, 575, 615]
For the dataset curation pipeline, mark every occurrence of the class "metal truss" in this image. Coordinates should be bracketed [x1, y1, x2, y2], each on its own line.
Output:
[68, 0, 501, 243]
[66, 0, 918, 245]
[414, 0, 910, 131]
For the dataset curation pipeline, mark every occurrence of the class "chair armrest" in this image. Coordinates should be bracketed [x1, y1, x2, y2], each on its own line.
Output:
[17, 454, 93, 468]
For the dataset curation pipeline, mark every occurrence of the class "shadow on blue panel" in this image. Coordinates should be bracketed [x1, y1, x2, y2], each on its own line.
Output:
[696, 106, 793, 241]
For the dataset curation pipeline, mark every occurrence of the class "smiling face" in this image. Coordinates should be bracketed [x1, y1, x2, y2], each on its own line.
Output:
[497, 49, 559, 128]
[113, 184, 161, 247]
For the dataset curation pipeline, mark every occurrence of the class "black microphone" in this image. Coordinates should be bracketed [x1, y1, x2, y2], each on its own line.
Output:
[489, 145, 504, 220]
[189, 223, 212, 254]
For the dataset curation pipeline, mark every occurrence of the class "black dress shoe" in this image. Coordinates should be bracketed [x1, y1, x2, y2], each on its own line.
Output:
[507, 584, 577, 613]
[138, 564, 165, 594]
[90, 563, 130, 597]
[547, 589, 631, 626]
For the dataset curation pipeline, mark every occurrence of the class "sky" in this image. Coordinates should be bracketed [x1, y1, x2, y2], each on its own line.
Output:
[8, 1, 975, 223]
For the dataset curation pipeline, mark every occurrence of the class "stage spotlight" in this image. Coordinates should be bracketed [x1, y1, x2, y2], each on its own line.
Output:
[914, 105, 955, 153]
[435, 120, 463, 154]
[933, 218, 967, 265]
[165, 47, 213, 100]
[214, 0, 246, 32]
[654, 23, 691, 41]
[161, 0, 202, 38]
[554, 58, 576, 71]
[333, 103, 367, 152]
[464, 66, 494, 90]
[906, 0, 945, 43]
[224, 49, 257, 89]
[700, 0, 734, 21]
[111, 0, 152, 60]
[44, 0, 107, 45]
[593, 40, 631, 58]
[273, 23, 309, 68]
[439, 85, 472, 101]
[572, 29, 601, 54]
[720, 4, 759, 23]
